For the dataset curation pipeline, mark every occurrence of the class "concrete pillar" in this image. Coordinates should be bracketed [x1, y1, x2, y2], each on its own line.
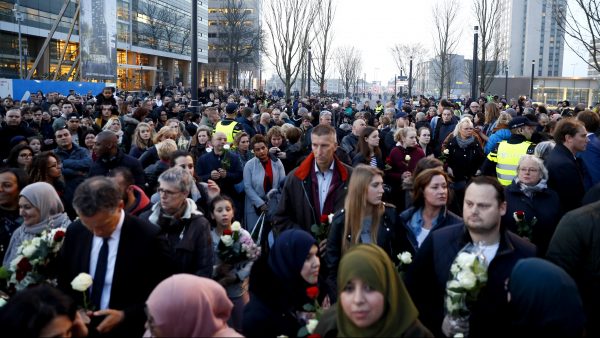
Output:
[148, 55, 158, 90]
[180, 61, 190, 88]
[165, 58, 175, 85]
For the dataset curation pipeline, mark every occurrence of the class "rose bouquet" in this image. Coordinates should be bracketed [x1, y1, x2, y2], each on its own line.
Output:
[513, 210, 536, 240]
[217, 222, 261, 265]
[311, 214, 333, 243]
[443, 243, 488, 337]
[4, 227, 66, 291]
[297, 286, 323, 337]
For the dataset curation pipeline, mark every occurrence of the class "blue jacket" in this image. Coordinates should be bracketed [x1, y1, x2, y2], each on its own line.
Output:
[579, 132, 600, 190]
[196, 150, 243, 197]
[484, 128, 511, 155]
[397, 206, 463, 255]
[54, 144, 92, 214]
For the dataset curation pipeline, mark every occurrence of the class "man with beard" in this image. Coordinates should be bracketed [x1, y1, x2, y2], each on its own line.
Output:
[406, 176, 535, 338]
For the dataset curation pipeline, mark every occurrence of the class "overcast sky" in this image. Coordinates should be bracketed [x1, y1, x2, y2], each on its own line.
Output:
[263, 0, 589, 83]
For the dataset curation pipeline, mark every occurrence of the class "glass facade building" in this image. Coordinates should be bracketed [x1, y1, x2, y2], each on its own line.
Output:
[0, 0, 208, 91]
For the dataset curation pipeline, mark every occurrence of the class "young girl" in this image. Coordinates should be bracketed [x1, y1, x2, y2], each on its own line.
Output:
[210, 195, 257, 332]
[27, 136, 42, 156]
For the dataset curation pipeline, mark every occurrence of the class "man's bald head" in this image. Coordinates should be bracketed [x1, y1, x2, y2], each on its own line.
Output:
[95, 131, 118, 157]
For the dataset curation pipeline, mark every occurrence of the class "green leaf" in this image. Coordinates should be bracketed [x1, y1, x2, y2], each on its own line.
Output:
[0, 266, 10, 280]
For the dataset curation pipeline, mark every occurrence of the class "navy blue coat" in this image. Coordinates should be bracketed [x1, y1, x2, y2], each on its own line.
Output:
[196, 150, 243, 197]
[546, 143, 586, 213]
[502, 182, 562, 256]
[89, 150, 145, 187]
[406, 224, 536, 338]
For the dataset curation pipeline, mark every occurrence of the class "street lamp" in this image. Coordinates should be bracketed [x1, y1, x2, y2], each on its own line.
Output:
[471, 26, 479, 100]
[399, 67, 404, 98]
[408, 56, 413, 101]
[190, 0, 198, 113]
[530, 60, 535, 100]
[307, 47, 311, 97]
[504, 64, 508, 99]
[13, 1, 24, 79]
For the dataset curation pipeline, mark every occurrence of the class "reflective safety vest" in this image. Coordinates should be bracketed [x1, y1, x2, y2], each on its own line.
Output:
[488, 141, 532, 186]
[375, 105, 384, 114]
[215, 120, 239, 143]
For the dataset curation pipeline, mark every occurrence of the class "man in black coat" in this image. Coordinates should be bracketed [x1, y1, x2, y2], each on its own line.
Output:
[57, 177, 174, 337]
[406, 176, 536, 338]
[545, 119, 589, 213]
[0, 108, 36, 160]
[89, 131, 145, 187]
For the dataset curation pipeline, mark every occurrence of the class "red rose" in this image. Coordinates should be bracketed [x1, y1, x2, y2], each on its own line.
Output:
[17, 257, 32, 273]
[308, 334, 322, 338]
[320, 215, 329, 224]
[516, 210, 525, 219]
[53, 230, 65, 242]
[223, 229, 233, 236]
[306, 286, 319, 300]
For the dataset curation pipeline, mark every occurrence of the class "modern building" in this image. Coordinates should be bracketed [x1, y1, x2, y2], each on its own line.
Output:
[497, 0, 566, 77]
[207, 0, 260, 89]
[0, 0, 208, 91]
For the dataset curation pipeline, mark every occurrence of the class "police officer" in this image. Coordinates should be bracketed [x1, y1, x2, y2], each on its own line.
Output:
[479, 116, 537, 186]
[214, 102, 243, 143]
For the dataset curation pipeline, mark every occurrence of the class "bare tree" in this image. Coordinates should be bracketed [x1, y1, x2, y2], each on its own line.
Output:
[432, 0, 461, 98]
[553, 0, 600, 74]
[335, 46, 362, 97]
[138, 2, 169, 49]
[390, 43, 429, 96]
[263, 0, 320, 99]
[311, 0, 336, 95]
[474, 0, 503, 93]
[214, 0, 263, 89]
[179, 21, 191, 55]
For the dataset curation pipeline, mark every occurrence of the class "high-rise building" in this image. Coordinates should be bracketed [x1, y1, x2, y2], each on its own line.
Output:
[0, 0, 208, 91]
[207, 0, 261, 89]
[498, 0, 566, 77]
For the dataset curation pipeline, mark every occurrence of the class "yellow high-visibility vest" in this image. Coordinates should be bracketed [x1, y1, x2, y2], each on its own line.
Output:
[215, 120, 239, 143]
[489, 141, 532, 186]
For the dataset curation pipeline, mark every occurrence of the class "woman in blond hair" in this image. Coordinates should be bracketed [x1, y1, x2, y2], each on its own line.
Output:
[325, 164, 399, 302]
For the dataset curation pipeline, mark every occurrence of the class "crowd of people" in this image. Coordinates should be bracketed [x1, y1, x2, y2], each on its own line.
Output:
[0, 84, 598, 337]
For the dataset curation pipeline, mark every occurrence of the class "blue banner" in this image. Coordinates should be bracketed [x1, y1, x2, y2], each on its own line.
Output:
[6, 79, 106, 101]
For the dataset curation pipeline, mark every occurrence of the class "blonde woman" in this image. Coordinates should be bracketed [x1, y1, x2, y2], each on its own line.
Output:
[102, 116, 124, 147]
[129, 122, 155, 158]
[139, 126, 178, 168]
[325, 164, 398, 302]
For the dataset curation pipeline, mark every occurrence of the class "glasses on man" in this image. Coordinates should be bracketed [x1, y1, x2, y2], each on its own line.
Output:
[157, 188, 182, 196]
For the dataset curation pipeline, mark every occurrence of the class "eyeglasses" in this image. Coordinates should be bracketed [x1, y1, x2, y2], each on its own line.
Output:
[157, 188, 182, 196]
[518, 168, 539, 173]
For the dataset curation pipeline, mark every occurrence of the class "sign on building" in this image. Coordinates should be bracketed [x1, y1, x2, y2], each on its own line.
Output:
[80, 0, 117, 80]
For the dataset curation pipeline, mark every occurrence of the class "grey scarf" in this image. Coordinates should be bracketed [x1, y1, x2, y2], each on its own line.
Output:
[516, 177, 548, 198]
[456, 135, 475, 149]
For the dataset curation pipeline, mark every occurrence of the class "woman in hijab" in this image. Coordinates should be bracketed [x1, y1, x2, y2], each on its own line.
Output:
[508, 258, 585, 337]
[243, 229, 320, 338]
[144, 274, 242, 337]
[315, 244, 433, 338]
[2, 182, 70, 266]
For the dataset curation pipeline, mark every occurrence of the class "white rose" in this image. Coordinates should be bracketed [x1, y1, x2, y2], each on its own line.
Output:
[328, 213, 334, 224]
[398, 251, 412, 264]
[21, 244, 37, 258]
[444, 149, 450, 155]
[450, 263, 460, 275]
[445, 297, 462, 313]
[31, 237, 42, 247]
[231, 221, 241, 232]
[456, 270, 477, 289]
[447, 280, 461, 290]
[71, 273, 93, 292]
[306, 319, 319, 334]
[405, 155, 411, 162]
[206, 147, 213, 153]
[223, 144, 231, 150]
[455, 252, 476, 269]
[221, 235, 234, 247]
[0, 298, 6, 307]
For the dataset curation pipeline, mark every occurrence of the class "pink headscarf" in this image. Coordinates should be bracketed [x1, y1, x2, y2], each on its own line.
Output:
[144, 274, 241, 337]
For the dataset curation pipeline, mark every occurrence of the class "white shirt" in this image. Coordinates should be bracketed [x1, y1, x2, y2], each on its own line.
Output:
[416, 227, 431, 247]
[481, 242, 500, 264]
[89, 210, 125, 310]
[314, 160, 335, 214]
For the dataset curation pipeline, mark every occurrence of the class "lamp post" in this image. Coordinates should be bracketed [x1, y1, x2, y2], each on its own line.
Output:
[399, 67, 404, 98]
[13, 1, 24, 79]
[307, 47, 311, 97]
[530, 60, 535, 101]
[471, 26, 479, 100]
[504, 64, 508, 99]
[190, 0, 198, 114]
[408, 56, 413, 101]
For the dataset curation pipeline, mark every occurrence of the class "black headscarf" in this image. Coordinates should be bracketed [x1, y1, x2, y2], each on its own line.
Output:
[509, 258, 585, 338]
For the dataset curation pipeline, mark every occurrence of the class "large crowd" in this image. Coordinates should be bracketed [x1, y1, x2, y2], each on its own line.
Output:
[0, 83, 599, 337]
